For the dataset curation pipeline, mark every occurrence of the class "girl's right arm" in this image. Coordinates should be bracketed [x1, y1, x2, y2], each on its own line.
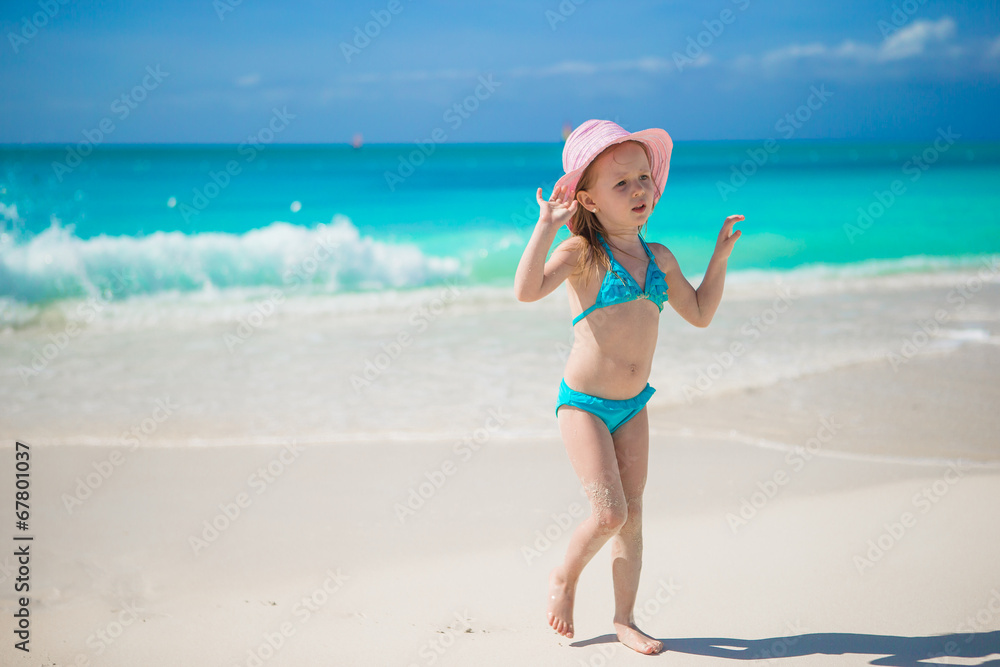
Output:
[514, 186, 580, 302]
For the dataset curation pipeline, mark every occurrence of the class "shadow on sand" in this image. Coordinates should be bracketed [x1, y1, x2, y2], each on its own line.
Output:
[571, 631, 1000, 665]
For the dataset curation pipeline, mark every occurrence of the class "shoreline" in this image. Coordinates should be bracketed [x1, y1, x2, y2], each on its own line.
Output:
[3, 267, 1000, 459]
[6, 344, 1000, 465]
[1, 246, 998, 331]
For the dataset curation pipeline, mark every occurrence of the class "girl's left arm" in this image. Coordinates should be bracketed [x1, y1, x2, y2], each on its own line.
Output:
[656, 214, 743, 328]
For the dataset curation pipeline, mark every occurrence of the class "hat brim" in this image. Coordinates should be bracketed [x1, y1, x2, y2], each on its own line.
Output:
[555, 128, 673, 233]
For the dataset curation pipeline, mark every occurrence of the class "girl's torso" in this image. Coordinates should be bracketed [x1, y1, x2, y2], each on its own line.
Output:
[563, 235, 668, 400]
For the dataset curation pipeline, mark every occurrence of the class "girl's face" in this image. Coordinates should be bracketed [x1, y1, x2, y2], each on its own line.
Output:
[578, 142, 655, 230]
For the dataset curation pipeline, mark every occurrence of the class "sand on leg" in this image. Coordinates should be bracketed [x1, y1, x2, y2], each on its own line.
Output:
[609, 407, 663, 655]
[548, 406, 628, 639]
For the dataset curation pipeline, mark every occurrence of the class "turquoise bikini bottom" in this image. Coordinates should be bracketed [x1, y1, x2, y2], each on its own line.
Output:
[555, 379, 656, 434]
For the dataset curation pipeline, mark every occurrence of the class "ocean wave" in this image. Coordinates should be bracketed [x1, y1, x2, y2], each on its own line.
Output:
[2, 212, 997, 331]
[0, 215, 464, 306]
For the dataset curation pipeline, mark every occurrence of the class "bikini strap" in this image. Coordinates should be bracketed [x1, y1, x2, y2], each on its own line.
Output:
[597, 234, 613, 255]
[573, 235, 616, 327]
[572, 304, 600, 326]
[638, 235, 655, 259]
[600, 233, 651, 260]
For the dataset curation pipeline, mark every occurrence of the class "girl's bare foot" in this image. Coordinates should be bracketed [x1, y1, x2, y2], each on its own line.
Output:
[614, 619, 663, 655]
[547, 565, 576, 638]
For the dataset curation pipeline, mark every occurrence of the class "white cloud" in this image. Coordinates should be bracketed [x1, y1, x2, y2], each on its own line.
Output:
[635, 55, 680, 72]
[519, 60, 598, 76]
[507, 56, 675, 77]
[236, 73, 260, 87]
[341, 68, 479, 83]
[752, 16, 961, 70]
[333, 20, 990, 89]
[989, 34, 1000, 58]
[685, 54, 713, 69]
[760, 42, 837, 67]
[830, 39, 879, 61]
[878, 16, 956, 61]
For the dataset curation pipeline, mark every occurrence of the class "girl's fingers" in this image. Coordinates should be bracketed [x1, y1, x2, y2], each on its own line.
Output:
[541, 185, 576, 204]
[722, 216, 743, 234]
[541, 186, 564, 203]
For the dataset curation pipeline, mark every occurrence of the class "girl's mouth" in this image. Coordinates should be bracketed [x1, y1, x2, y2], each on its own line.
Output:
[632, 203, 646, 213]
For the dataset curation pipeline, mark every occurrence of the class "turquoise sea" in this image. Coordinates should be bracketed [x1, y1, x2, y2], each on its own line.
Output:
[1, 139, 999, 318]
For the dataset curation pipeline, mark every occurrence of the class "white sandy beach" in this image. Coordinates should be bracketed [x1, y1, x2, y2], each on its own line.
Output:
[2, 266, 1000, 665]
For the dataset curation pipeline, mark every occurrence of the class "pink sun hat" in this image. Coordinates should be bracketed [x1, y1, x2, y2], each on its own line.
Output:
[554, 119, 673, 231]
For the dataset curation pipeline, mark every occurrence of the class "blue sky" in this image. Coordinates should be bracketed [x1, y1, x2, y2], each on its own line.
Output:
[1, 0, 998, 143]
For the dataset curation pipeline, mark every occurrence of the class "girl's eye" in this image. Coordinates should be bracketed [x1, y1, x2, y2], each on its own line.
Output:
[640, 174, 649, 180]
[617, 181, 625, 187]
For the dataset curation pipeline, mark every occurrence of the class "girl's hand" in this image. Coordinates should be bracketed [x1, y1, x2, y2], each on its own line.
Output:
[536, 185, 578, 229]
[715, 214, 743, 260]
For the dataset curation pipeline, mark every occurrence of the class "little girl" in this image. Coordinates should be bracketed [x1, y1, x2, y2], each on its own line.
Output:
[514, 119, 743, 655]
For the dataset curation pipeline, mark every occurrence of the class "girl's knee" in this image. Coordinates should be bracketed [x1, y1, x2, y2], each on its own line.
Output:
[583, 480, 628, 531]
[614, 497, 644, 534]
[594, 505, 628, 533]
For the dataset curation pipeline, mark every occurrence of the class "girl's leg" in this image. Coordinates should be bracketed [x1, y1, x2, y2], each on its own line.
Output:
[608, 407, 663, 655]
[548, 406, 628, 639]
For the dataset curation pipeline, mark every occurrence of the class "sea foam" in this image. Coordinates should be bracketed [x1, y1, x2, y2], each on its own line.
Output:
[0, 214, 463, 305]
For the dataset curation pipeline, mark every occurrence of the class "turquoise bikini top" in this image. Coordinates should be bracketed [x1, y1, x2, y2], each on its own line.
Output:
[573, 235, 669, 326]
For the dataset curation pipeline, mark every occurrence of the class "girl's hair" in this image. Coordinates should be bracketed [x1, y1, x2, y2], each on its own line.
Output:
[569, 140, 662, 279]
